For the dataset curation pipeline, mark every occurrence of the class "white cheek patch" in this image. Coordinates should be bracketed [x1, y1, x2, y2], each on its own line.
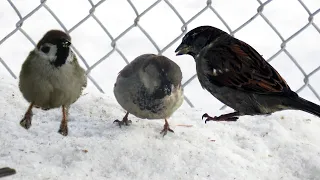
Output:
[36, 43, 57, 62]
[36, 44, 74, 65]
[47, 44, 57, 59]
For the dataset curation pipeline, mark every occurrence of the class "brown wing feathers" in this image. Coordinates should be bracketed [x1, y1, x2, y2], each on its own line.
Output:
[205, 40, 291, 95]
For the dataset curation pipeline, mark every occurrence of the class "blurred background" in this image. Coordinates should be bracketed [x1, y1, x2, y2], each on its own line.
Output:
[0, 0, 319, 113]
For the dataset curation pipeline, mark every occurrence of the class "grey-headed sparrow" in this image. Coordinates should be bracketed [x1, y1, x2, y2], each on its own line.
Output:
[113, 54, 183, 136]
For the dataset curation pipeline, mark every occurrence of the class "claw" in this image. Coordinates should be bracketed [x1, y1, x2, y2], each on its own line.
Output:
[204, 116, 218, 124]
[113, 119, 132, 128]
[20, 112, 33, 129]
[201, 113, 217, 123]
[20, 103, 34, 130]
[114, 112, 131, 128]
[202, 112, 239, 123]
[113, 119, 121, 128]
[58, 127, 68, 136]
[202, 113, 209, 120]
[20, 118, 31, 129]
[160, 127, 174, 137]
[160, 119, 174, 137]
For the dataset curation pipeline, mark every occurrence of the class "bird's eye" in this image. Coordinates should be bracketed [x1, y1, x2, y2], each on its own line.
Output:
[41, 46, 50, 53]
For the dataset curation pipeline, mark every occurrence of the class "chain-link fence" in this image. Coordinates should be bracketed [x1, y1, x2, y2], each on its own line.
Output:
[1, 0, 320, 110]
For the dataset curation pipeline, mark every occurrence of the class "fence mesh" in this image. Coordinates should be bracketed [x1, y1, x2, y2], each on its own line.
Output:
[1, 0, 320, 110]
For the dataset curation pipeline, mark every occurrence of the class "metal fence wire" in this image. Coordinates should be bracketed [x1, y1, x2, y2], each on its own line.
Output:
[1, 0, 320, 110]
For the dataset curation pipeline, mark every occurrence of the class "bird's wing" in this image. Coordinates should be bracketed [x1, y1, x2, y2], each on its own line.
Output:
[72, 54, 87, 89]
[199, 38, 292, 95]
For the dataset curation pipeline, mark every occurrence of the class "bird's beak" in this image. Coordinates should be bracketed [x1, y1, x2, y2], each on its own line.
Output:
[175, 43, 190, 56]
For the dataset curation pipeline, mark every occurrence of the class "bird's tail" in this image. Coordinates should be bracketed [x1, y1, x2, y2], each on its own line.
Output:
[0, 167, 16, 178]
[289, 96, 320, 118]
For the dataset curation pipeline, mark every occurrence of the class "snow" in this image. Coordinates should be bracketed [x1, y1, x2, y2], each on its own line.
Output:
[1, 0, 320, 179]
[1, 72, 320, 180]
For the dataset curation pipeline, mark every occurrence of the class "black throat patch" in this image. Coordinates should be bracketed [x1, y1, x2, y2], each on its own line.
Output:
[53, 45, 69, 67]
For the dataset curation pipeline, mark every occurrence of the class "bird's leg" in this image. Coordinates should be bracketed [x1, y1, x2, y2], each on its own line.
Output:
[160, 119, 174, 137]
[20, 102, 34, 129]
[113, 112, 132, 127]
[202, 112, 240, 123]
[58, 105, 69, 136]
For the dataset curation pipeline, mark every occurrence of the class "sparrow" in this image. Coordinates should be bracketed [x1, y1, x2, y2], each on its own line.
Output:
[113, 54, 184, 136]
[19, 30, 87, 136]
[0, 167, 16, 178]
[175, 25, 320, 122]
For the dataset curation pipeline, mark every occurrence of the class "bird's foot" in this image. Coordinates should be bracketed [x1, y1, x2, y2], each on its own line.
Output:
[202, 113, 239, 123]
[58, 126, 68, 136]
[160, 119, 174, 137]
[20, 111, 33, 129]
[113, 116, 132, 128]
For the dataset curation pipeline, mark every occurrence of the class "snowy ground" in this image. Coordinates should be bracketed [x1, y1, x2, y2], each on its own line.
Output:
[1, 73, 320, 180]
